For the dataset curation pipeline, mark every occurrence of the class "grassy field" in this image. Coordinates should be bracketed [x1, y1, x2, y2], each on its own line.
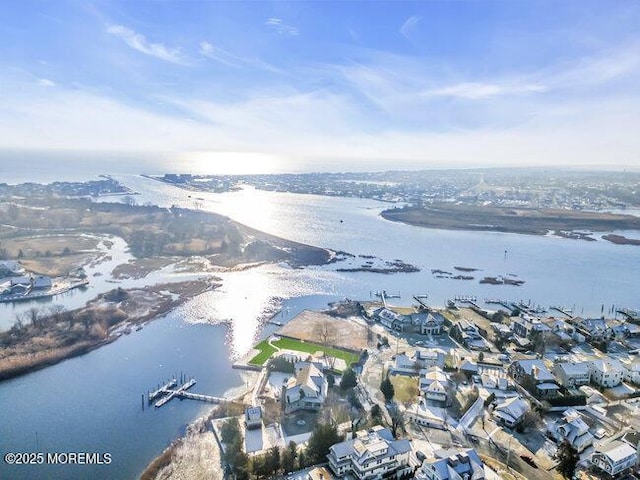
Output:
[390, 375, 420, 404]
[248, 337, 360, 368]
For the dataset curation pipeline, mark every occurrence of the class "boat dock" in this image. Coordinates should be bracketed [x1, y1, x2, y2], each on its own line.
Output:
[147, 375, 229, 409]
[617, 308, 640, 323]
[453, 295, 480, 309]
[550, 306, 573, 318]
[413, 294, 429, 309]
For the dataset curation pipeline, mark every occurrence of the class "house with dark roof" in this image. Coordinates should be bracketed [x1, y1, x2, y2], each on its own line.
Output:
[508, 359, 560, 399]
[547, 409, 594, 453]
[327, 426, 412, 480]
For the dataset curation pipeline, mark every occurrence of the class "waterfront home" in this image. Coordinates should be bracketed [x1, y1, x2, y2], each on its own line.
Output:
[327, 426, 412, 480]
[493, 396, 529, 428]
[390, 349, 445, 376]
[375, 308, 406, 331]
[589, 359, 624, 388]
[512, 317, 551, 339]
[450, 320, 490, 351]
[32, 275, 52, 290]
[554, 361, 591, 388]
[283, 362, 327, 413]
[590, 440, 638, 477]
[418, 313, 443, 336]
[547, 409, 594, 453]
[574, 318, 613, 342]
[414, 448, 485, 480]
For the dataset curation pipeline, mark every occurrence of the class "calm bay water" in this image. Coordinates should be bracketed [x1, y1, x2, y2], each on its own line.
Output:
[1, 173, 639, 479]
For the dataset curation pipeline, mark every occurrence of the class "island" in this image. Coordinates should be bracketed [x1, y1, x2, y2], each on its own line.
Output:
[380, 204, 640, 237]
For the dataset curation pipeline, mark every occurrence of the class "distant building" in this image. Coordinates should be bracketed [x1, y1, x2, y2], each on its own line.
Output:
[0, 261, 25, 277]
[244, 406, 263, 430]
[32, 275, 52, 290]
[327, 426, 412, 480]
[590, 440, 638, 477]
[547, 409, 594, 453]
[283, 362, 327, 413]
[414, 448, 485, 480]
[554, 362, 591, 388]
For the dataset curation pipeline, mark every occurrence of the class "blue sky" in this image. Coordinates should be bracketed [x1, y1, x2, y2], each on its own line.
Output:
[1, 1, 639, 173]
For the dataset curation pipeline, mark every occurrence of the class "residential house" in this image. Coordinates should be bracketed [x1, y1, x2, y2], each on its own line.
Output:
[406, 400, 447, 430]
[554, 362, 591, 388]
[621, 359, 640, 385]
[547, 409, 594, 453]
[327, 426, 412, 480]
[420, 366, 449, 403]
[32, 275, 52, 290]
[589, 359, 624, 388]
[245, 406, 263, 430]
[418, 313, 443, 336]
[414, 448, 485, 480]
[283, 362, 327, 413]
[390, 349, 445, 377]
[451, 321, 490, 351]
[508, 359, 560, 399]
[493, 397, 529, 428]
[375, 308, 406, 332]
[575, 318, 613, 342]
[590, 440, 638, 477]
[512, 317, 551, 339]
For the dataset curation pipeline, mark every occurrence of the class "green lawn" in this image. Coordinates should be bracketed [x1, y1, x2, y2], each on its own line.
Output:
[248, 337, 360, 369]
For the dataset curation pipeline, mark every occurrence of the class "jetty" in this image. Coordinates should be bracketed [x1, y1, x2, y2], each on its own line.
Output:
[550, 306, 573, 318]
[617, 308, 640, 323]
[413, 294, 429, 309]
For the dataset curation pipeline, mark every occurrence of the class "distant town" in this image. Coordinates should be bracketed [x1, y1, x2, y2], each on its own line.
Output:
[156, 169, 640, 212]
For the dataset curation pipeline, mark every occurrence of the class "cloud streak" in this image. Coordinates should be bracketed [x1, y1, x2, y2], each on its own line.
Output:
[265, 18, 299, 36]
[400, 15, 421, 39]
[106, 24, 185, 64]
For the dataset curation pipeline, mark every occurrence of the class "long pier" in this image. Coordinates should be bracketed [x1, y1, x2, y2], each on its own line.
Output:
[550, 306, 573, 318]
[413, 295, 429, 309]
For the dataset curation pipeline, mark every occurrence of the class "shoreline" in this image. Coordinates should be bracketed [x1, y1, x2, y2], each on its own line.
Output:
[0, 279, 216, 382]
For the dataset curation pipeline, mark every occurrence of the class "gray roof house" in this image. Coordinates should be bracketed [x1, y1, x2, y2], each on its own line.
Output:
[328, 426, 412, 480]
[414, 448, 485, 480]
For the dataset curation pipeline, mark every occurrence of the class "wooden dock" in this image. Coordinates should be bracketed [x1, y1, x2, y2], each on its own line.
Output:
[148, 376, 229, 408]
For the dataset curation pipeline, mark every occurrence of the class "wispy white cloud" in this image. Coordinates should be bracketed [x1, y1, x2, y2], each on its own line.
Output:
[265, 18, 299, 37]
[199, 41, 240, 67]
[106, 24, 185, 64]
[38, 78, 56, 87]
[423, 82, 547, 100]
[400, 15, 421, 39]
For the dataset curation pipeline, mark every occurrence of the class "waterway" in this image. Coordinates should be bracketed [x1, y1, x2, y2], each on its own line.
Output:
[1, 174, 639, 479]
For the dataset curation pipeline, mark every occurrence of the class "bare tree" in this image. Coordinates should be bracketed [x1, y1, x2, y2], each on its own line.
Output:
[26, 307, 42, 328]
[48, 305, 66, 324]
[314, 319, 336, 345]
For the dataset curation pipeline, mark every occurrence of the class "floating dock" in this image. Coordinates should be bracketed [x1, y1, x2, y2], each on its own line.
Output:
[147, 376, 228, 409]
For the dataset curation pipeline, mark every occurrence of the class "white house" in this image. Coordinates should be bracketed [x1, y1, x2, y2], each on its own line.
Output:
[283, 362, 327, 413]
[554, 362, 591, 388]
[621, 359, 640, 385]
[547, 409, 594, 453]
[589, 359, 624, 388]
[414, 448, 485, 480]
[493, 397, 529, 428]
[0, 260, 25, 277]
[590, 440, 638, 477]
[419, 313, 443, 335]
[407, 400, 447, 430]
[420, 366, 449, 403]
[328, 426, 412, 480]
